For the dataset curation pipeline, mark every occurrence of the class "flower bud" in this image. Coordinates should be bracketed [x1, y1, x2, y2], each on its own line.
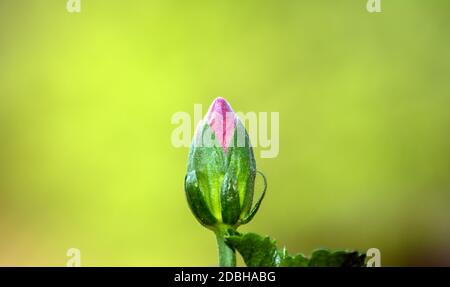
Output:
[184, 98, 266, 230]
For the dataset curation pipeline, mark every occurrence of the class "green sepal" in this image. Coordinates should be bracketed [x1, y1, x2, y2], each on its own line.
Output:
[239, 171, 266, 225]
[226, 121, 256, 213]
[184, 171, 218, 227]
[187, 123, 226, 220]
[220, 129, 256, 225]
[220, 172, 241, 225]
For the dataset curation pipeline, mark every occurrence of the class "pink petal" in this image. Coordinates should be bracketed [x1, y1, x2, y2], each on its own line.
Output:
[205, 97, 236, 152]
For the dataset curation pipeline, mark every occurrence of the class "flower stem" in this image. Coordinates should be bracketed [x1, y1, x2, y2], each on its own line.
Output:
[215, 231, 236, 267]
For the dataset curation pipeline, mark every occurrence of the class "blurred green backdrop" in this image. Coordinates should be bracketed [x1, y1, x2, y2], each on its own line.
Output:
[1, 0, 449, 266]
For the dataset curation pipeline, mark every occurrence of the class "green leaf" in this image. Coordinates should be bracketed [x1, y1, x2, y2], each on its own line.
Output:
[279, 250, 309, 267]
[225, 233, 279, 267]
[308, 249, 366, 267]
[225, 232, 366, 267]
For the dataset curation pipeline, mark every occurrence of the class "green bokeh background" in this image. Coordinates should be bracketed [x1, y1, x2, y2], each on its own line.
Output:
[1, 1, 449, 266]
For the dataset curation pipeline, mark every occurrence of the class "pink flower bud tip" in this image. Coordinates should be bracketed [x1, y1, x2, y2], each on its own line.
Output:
[206, 97, 236, 152]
